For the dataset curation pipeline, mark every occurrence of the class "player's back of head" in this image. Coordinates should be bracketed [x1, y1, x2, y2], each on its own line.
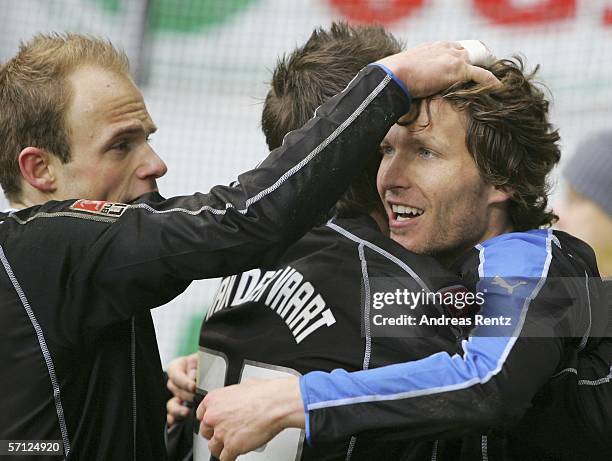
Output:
[262, 22, 403, 220]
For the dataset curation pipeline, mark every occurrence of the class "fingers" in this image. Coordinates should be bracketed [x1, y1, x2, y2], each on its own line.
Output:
[197, 394, 214, 439]
[374, 39, 500, 98]
[200, 419, 214, 440]
[208, 436, 223, 458]
[186, 352, 198, 370]
[197, 394, 216, 440]
[166, 396, 190, 426]
[166, 354, 197, 401]
[167, 378, 195, 402]
[454, 40, 500, 87]
[220, 447, 238, 461]
[465, 65, 501, 87]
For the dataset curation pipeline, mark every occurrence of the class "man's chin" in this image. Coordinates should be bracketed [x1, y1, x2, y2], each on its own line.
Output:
[391, 235, 459, 266]
[389, 233, 428, 255]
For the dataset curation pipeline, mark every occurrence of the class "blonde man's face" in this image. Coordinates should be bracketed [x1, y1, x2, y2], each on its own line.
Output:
[50, 65, 167, 204]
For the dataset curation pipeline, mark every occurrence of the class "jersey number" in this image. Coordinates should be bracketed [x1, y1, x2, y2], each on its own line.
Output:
[193, 348, 305, 461]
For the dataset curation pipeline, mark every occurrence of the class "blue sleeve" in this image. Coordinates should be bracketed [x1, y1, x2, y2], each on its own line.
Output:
[301, 229, 570, 444]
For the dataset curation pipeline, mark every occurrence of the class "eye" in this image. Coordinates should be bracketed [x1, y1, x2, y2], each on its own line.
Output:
[379, 143, 394, 156]
[419, 148, 436, 159]
[111, 140, 131, 152]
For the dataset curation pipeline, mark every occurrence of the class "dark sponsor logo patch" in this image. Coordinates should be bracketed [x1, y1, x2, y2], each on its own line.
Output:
[69, 199, 129, 218]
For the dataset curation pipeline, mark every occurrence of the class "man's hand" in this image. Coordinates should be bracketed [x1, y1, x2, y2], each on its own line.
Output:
[166, 396, 191, 427]
[376, 41, 500, 98]
[166, 352, 197, 426]
[196, 376, 304, 461]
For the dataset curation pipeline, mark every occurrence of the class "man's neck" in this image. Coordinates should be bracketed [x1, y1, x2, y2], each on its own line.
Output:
[7, 202, 23, 211]
[9, 196, 43, 210]
[438, 223, 515, 269]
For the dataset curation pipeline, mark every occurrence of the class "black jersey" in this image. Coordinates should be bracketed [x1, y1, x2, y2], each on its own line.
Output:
[0, 65, 410, 461]
[301, 229, 610, 460]
[501, 279, 612, 461]
[195, 215, 466, 461]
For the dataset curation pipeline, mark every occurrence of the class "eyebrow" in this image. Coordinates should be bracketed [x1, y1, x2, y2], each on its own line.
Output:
[409, 131, 450, 152]
[107, 122, 157, 141]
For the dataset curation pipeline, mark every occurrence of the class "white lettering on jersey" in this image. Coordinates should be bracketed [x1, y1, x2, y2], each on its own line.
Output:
[270, 271, 304, 313]
[264, 267, 296, 304]
[207, 275, 237, 319]
[232, 268, 262, 304]
[208, 266, 335, 343]
[248, 270, 280, 302]
[295, 306, 336, 343]
[280, 282, 315, 322]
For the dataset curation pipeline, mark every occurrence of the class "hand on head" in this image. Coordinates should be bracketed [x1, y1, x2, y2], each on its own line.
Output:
[375, 40, 500, 98]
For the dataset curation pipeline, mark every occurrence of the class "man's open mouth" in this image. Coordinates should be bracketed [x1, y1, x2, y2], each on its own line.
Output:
[391, 204, 424, 221]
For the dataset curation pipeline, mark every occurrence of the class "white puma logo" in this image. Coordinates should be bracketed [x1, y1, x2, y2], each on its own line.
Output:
[491, 276, 528, 295]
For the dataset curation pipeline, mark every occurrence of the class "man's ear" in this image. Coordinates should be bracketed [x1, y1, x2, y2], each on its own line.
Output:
[18, 147, 57, 193]
[487, 184, 512, 205]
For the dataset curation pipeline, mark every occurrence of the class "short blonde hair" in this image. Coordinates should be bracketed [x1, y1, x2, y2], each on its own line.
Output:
[0, 33, 130, 200]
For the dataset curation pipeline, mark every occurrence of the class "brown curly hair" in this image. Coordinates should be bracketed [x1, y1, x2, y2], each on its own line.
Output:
[399, 57, 561, 231]
[442, 57, 561, 231]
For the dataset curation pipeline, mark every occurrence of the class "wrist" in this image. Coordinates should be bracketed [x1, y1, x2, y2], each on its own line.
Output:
[269, 376, 305, 430]
[370, 63, 411, 101]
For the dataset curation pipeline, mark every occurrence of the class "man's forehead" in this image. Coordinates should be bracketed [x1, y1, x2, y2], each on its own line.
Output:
[392, 99, 465, 147]
[66, 65, 154, 130]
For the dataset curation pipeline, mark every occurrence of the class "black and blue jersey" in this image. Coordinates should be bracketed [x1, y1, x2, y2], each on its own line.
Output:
[301, 229, 610, 460]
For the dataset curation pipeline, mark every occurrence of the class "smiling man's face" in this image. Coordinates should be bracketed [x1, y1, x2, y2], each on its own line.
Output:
[377, 98, 506, 264]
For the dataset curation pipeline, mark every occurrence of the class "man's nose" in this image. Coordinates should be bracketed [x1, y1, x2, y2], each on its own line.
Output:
[138, 147, 168, 180]
[379, 153, 413, 192]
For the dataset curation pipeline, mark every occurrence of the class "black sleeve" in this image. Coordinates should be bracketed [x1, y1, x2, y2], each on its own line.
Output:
[524, 281, 612, 457]
[570, 280, 612, 440]
[6, 65, 409, 339]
